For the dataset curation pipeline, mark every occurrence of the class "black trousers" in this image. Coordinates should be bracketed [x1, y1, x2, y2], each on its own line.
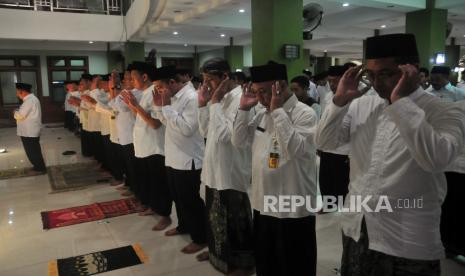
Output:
[121, 144, 136, 191]
[319, 151, 350, 204]
[441, 171, 465, 256]
[64, 111, 76, 131]
[254, 210, 317, 276]
[90, 132, 105, 166]
[80, 130, 92, 157]
[108, 141, 124, 181]
[101, 135, 114, 175]
[134, 155, 172, 217]
[167, 166, 206, 244]
[20, 136, 46, 172]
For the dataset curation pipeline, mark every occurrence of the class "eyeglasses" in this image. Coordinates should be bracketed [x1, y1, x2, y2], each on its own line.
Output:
[364, 69, 401, 82]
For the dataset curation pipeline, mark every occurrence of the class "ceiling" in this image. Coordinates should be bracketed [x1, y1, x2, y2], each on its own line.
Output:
[132, 0, 465, 59]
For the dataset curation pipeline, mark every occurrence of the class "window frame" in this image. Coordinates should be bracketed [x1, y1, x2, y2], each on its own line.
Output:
[0, 55, 42, 107]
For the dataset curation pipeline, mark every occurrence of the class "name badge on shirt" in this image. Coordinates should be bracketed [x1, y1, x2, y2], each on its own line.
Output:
[268, 152, 280, 169]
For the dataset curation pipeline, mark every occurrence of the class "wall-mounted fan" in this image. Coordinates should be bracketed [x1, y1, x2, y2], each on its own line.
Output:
[303, 3, 324, 40]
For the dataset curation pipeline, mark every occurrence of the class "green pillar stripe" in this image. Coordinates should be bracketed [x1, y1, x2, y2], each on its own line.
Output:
[252, 0, 304, 79]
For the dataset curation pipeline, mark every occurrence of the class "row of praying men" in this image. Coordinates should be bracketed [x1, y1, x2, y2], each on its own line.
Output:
[45, 32, 465, 276]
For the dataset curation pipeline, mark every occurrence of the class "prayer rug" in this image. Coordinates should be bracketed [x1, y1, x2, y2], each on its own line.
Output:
[48, 244, 147, 276]
[48, 162, 111, 193]
[41, 198, 140, 230]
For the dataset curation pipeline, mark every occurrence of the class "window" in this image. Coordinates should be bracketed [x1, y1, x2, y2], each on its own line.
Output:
[0, 56, 41, 107]
[47, 56, 89, 102]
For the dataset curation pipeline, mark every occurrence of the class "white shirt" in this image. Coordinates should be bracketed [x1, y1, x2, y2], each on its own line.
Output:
[133, 85, 165, 158]
[307, 81, 319, 102]
[79, 90, 90, 130]
[232, 94, 318, 218]
[69, 91, 80, 114]
[315, 89, 465, 260]
[319, 88, 349, 155]
[94, 92, 111, 136]
[199, 86, 251, 193]
[14, 94, 42, 137]
[64, 92, 73, 112]
[152, 84, 204, 170]
[446, 100, 465, 173]
[109, 89, 142, 146]
[87, 89, 105, 132]
[427, 83, 465, 102]
[95, 99, 114, 138]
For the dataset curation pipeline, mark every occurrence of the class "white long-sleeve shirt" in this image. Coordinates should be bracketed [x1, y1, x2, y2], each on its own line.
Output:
[64, 92, 73, 112]
[94, 92, 111, 136]
[446, 100, 465, 174]
[307, 81, 319, 102]
[315, 88, 465, 260]
[232, 94, 318, 218]
[152, 84, 204, 170]
[198, 86, 251, 193]
[79, 90, 90, 131]
[14, 93, 42, 137]
[109, 89, 142, 146]
[426, 83, 465, 102]
[133, 85, 165, 158]
[87, 89, 105, 132]
[95, 99, 115, 139]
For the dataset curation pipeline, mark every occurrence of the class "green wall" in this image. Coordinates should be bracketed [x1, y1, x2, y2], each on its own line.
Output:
[406, 8, 447, 69]
[252, 0, 304, 79]
[225, 46, 244, 72]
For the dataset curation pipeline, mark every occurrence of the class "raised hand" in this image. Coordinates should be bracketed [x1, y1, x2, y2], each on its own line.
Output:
[211, 76, 231, 104]
[390, 64, 420, 103]
[333, 65, 365, 107]
[270, 81, 285, 112]
[198, 82, 212, 107]
[239, 82, 258, 111]
[152, 89, 163, 107]
[159, 88, 171, 106]
[121, 90, 138, 108]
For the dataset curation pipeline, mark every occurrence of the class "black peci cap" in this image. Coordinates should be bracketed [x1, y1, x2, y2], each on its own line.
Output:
[431, 66, 451, 76]
[15, 82, 32, 92]
[250, 61, 288, 83]
[366, 33, 419, 63]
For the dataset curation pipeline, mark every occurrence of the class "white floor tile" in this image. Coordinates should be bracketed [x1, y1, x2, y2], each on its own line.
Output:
[0, 127, 464, 276]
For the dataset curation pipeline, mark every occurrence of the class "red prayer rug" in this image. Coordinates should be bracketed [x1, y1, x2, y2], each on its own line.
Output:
[41, 198, 140, 230]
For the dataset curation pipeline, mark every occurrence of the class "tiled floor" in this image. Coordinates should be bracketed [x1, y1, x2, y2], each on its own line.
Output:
[0, 127, 464, 276]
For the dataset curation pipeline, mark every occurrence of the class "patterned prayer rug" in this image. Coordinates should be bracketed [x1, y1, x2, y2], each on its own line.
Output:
[47, 162, 111, 193]
[48, 244, 147, 276]
[41, 198, 140, 230]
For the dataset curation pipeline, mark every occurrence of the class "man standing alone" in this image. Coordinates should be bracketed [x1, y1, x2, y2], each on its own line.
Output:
[14, 82, 46, 174]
